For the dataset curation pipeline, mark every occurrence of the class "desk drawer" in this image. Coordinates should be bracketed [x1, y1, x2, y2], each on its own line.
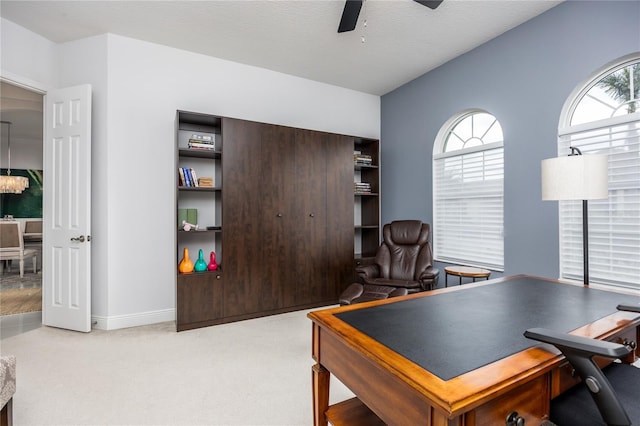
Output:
[472, 375, 549, 426]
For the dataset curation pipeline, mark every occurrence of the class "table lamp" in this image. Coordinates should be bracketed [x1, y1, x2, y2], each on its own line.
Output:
[541, 147, 608, 285]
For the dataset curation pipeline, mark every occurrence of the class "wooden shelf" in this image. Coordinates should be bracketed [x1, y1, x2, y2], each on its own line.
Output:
[325, 397, 385, 426]
[178, 228, 222, 234]
[354, 164, 378, 171]
[178, 148, 221, 159]
[178, 186, 221, 192]
[177, 269, 222, 276]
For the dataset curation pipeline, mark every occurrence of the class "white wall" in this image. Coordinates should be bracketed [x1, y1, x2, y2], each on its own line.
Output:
[0, 18, 57, 90]
[0, 18, 55, 170]
[2, 21, 381, 329]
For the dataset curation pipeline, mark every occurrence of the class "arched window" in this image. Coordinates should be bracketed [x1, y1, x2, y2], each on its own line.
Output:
[558, 54, 640, 289]
[433, 110, 504, 270]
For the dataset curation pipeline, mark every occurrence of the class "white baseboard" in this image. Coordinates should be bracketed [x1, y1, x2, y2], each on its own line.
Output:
[92, 308, 175, 330]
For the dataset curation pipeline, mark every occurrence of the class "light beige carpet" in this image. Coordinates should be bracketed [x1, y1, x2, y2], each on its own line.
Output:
[1, 307, 354, 425]
[0, 288, 42, 316]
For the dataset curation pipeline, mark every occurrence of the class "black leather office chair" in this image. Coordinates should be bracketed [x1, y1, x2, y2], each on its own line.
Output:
[524, 304, 640, 426]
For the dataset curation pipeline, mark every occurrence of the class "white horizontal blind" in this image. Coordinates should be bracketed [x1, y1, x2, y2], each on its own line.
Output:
[558, 118, 640, 289]
[433, 147, 504, 270]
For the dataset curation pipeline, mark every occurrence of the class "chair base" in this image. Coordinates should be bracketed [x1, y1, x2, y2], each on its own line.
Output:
[339, 283, 408, 305]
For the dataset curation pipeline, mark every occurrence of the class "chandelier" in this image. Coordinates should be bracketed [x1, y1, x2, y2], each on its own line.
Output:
[0, 120, 29, 194]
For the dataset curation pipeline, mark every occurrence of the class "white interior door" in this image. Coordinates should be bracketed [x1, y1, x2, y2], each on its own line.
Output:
[42, 84, 92, 332]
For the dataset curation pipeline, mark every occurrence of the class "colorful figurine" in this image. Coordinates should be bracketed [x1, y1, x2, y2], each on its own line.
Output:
[194, 249, 207, 272]
[208, 251, 218, 271]
[178, 248, 194, 273]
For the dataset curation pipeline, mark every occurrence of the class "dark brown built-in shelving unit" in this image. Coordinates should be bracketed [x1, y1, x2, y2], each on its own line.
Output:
[176, 111, 380, 331]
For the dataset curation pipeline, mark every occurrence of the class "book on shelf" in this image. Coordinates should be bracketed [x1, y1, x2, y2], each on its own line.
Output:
[354, 151, 373, 165]
[191, 133, 214, 142]
[188, 141, 216, 150]
[177, 208, 198, 229]
[354, 158, 373, 166]
[198, 177, 214, 187]
[186, 208, 198, 225]
[190, 168, 199, 187]
[354, 181, 372, 194]
[179, 167, 200, 187]
[178, 208, 187, 228]
[189, 133, 216, 150]
[183, 167, 192, 187]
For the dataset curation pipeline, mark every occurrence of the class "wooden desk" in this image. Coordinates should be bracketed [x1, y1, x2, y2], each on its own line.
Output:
[445, 265, 491, 286]
[308, 275, 640, 425]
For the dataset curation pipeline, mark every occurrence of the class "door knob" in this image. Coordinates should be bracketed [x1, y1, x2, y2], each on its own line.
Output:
[277, 213, 283, 217]
[309, 213, 315, 217]
[71, 235, 85, 242]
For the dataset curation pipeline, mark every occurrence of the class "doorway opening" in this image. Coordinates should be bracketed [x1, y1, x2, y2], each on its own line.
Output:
[0, 80, 44, 337]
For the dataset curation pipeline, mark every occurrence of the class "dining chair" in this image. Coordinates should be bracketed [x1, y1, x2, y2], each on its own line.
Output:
[0, 221, 37, 277]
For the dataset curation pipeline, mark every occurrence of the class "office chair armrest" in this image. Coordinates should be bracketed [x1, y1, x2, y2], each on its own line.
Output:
[617, 303, 640, 313]
[355, 264, 379, 280]
[419, 266, 439, 279]
[524, 328, 631, 359]
[418, 267, 440, 291]
[525, 327, 633, 426]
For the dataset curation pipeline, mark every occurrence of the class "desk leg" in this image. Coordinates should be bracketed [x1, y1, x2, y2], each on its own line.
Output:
[312, 364, 330, 426]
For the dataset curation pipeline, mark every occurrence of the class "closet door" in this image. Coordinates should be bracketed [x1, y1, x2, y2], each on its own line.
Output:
[294, 129, 329, 305]
[222, 118, 266, 317]
[261, 124, 297, 309]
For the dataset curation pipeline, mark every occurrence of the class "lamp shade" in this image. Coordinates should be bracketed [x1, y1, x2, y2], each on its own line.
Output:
[541, 154, 608, 201]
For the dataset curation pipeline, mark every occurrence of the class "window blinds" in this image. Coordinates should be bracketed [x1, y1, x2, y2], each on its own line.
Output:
[433, 146, 504, 270]
[558, 117, 640, 289]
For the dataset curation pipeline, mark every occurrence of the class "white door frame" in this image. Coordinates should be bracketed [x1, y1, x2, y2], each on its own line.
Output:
[1, 75, 92, 332]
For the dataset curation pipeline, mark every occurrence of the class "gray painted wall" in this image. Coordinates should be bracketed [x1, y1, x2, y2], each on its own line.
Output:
[381, 0, 640, 286]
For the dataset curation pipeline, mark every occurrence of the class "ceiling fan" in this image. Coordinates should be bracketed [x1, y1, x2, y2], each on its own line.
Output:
[338, 0, 444, 33]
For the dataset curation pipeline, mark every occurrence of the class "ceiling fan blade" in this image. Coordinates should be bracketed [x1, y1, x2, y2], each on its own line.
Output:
[414, 0, 444, 10]
[338, 0, 363, 33]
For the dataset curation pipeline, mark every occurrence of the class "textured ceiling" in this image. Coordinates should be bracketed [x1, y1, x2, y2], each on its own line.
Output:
[1, 0, 563, 96]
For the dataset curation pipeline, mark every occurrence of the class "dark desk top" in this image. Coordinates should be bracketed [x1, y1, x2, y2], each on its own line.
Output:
[336, 276, 640, 380]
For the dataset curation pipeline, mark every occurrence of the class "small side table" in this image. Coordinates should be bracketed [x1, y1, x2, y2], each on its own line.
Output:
[444, 266, 491, 287]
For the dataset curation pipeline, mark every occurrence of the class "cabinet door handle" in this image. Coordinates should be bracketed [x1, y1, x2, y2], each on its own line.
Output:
[309, 213, 315, 218]
[277, 213, 283, 217]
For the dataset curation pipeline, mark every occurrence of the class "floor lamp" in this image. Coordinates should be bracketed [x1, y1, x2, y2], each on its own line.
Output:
[541, 147, 608, 286]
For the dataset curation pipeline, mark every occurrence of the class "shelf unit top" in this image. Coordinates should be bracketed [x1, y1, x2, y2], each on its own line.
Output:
[178, 110, 222, 128]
